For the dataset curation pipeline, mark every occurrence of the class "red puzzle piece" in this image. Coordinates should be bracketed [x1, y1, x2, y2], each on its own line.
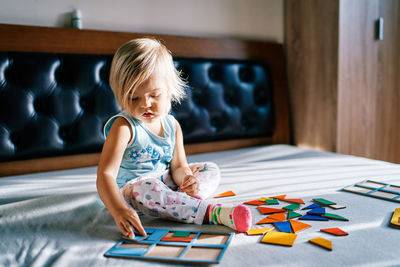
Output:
[320, 227, 348, 236]
[244, 200, 265, 206]
[258, 207, 287, 214]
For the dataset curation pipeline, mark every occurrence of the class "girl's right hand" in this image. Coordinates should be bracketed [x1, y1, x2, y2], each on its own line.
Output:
[111, 207, 147, 238]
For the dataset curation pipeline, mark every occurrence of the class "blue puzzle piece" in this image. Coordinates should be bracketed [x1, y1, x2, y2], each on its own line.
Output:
[302, 203, 321, 210]
[273, 221, 292, 233]
[299, 214, 329, 221]
[307, 207, 326, 215]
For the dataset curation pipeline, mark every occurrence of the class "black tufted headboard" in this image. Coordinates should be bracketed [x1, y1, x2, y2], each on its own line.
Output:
[0, 24, 289, 176]
[0, 52, 275, 162]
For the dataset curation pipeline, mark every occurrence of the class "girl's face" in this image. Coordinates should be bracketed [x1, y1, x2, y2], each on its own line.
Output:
[127, 72, 170, 124]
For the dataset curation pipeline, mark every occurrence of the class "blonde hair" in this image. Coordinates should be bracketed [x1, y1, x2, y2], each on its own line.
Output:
[109, 38, 186, 111]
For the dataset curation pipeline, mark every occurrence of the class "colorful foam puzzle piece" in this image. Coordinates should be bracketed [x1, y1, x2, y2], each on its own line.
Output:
[307, 207, 326, 215]
[214, 190, 236, 198]
[299, 214, 329, 221]
[302, 203, 321, 210]
[289, 219, 312, 233]
[313, 198, 336, 206]
[258, 207, 287, 214]
[257, 217, 278, 225]
[244, 200, 265, 206]
[270, 194, 287, 200]
[282, 198, 305, 204]
[309, 237, 332, 251]
[261, 231, 297, 246]
[329, 204, 346, 210]
[214, 190, 235, 198]
[266, 212, 287, 222]
[121, 235, 149, 242]
[390, 208, 400, 228]
[273, 221, 292, 233]
[246, 228, 273, 235]
[266, 199, 280, 205]
[160, 236, 193, 242]
[320, 227, 349, 236]
[258, 197, 270, 202]
[287, 210, 302, 219]
[173, 231, 191, 237]
[283, 203, 300, 210]
[322, 213, 349, 221]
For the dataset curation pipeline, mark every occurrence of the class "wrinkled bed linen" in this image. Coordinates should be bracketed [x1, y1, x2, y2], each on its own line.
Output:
[1, 145, 400, 267]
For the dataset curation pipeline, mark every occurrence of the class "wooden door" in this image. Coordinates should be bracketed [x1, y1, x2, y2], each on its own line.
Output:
[337, 0, 400, 163]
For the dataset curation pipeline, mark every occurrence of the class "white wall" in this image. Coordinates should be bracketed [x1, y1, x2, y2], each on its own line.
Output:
[0, 0, 284, 43]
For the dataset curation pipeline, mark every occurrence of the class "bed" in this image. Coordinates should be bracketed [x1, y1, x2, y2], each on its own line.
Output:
[1, 24, 400, 267]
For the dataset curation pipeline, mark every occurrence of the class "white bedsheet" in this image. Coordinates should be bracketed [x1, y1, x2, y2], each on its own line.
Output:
[1, 145, 400, 267]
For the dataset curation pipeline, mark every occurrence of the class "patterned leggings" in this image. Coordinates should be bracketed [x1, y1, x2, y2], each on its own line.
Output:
[121, 162, 220, 225]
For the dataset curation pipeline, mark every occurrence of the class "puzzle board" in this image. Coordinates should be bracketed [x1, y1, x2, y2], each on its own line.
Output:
[343, 180, 400, 203]
[104, 228, 234, 264]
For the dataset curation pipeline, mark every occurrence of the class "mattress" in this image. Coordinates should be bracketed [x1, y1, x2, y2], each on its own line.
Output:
[1, 145, 400, 266]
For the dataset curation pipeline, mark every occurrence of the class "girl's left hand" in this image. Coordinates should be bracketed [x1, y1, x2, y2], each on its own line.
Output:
[180, 174, 200, 197]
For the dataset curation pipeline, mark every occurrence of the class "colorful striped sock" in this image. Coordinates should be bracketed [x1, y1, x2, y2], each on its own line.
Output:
[208, 204, 252, 232]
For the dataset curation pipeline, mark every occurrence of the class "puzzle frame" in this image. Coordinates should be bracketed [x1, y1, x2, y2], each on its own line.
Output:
[104, 228, 234, 264]
[342, 180, 400, 203]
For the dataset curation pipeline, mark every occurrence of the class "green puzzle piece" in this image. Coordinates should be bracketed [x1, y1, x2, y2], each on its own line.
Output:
[283, 203, 300, 210]
[313, 198, 336, 206]
[322, 213, 349, 221]
[266, 199, 279, 205]
[173, 231, 191, 237]
[287, 210, 302, 219]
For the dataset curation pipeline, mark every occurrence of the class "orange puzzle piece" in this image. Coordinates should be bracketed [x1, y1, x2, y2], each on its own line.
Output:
[244, 200, 265, 206]
[289, 219, 311, 233]
[213, 191, 236, 198]
[320, 228, 348, 236]
[282, 198, 305, 204]
[257, 207, 286, 214]
[257, 217, 278, 225]
[267, 213, 286, 222]
[270, 195, 287, 200]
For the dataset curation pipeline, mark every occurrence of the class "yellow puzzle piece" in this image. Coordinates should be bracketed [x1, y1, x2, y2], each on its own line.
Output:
[261, 231, 297, 246]
[247, 228, 273, 235]
[309, 237, 332, 251]
[390, 208, 400, 228]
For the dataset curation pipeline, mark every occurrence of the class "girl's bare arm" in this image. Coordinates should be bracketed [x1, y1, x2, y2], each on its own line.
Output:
[96, 117, 146, 237]
[170, 120, 199, 196]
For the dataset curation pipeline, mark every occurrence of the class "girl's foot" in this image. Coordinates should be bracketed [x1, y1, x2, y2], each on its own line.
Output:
[208, 204, 252, 232]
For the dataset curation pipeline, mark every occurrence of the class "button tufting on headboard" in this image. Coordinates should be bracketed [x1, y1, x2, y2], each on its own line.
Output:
[0, 52, 275, 162]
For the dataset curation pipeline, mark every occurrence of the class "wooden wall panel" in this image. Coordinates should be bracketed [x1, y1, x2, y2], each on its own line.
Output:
[337, 0, 380, 157]
[337, 0, 400, 163]
[373, 0, 400, 162]
[285, 0, 339, 151]
[287, 0, 400, 163]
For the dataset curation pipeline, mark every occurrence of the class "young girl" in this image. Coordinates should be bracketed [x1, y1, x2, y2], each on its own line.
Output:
[96, 38, 252, 238]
